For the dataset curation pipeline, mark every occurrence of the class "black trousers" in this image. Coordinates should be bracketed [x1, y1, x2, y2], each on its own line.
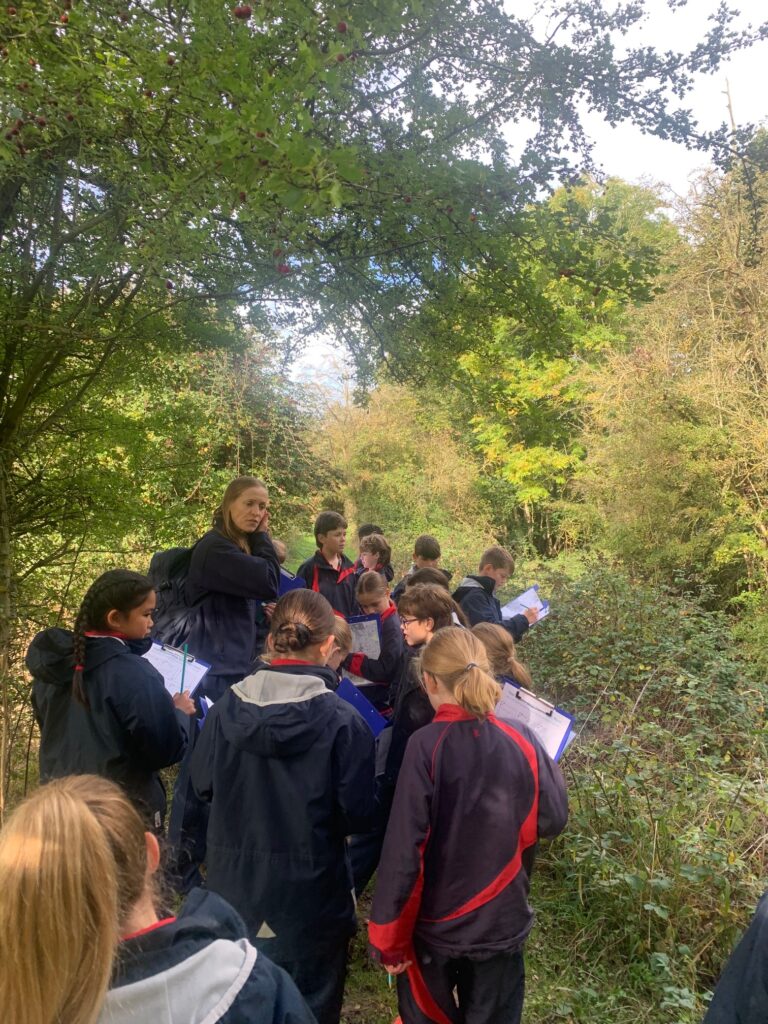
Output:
[397, 941, 525, 1024]
[268, 940, 349, 1024]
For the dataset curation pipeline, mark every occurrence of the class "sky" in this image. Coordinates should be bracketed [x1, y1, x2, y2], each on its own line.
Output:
[290, 0, 768, 386]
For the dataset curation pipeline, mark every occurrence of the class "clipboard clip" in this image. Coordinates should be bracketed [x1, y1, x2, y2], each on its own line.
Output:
[514, 684, 555, 717]
[161, 642, 195, 662]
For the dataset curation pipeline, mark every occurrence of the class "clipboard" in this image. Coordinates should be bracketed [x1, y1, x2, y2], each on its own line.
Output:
[501, 584, 550, 624]
[278, 569, 306, 596]
[495, 682, 574, 761]
[337, 678, 389, 737]
[346, 613, 383, 684]
[143, 641, 210, 700]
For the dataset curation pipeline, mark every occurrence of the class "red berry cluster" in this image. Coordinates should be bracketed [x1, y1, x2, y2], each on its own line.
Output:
[233, 5, 252, 19]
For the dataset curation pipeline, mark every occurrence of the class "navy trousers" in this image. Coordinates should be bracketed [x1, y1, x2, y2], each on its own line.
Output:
[267, 940, 349, 1024]
[397, 941, 525, 1024]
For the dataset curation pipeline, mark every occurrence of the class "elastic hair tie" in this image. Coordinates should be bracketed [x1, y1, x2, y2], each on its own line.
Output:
[74, 665, 85, 672]
[465, 662, 478, 671]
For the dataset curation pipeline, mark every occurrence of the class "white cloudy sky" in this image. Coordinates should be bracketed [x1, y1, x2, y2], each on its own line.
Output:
[290, 0, 768, 386]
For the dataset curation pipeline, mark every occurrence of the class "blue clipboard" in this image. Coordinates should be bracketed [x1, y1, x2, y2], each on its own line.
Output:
[347, 611, 383, 642]
[337, 678, 389, 737]
[278, 569, 306, 596]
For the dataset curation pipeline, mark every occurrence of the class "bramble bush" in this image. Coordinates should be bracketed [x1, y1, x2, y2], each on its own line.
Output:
[520, 562, 766, 1022]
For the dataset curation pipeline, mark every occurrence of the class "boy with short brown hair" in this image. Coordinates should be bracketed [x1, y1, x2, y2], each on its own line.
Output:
[296, 511, 358, 618]
[453, 544, 535, 643]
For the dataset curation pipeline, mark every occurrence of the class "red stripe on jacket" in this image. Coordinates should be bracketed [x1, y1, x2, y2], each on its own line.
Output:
[368, 827, 431, 961]
[421, 714, 539, 924]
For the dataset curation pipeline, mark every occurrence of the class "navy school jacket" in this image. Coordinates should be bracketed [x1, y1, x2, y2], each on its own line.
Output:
[99, 888, 316, 1024]
[382, 642, 432, 790]
[704, 889, 768, 1024]
[189, 661, 376, 958]
[27, 629, 189, 826]
[353, 558, 395, 583]
[345, 600, 404, 702]
[369, 705, 568, 964]
[295, 551, 358, 618]
[453, 575, 530, 643]
[186, 529, 280, 683]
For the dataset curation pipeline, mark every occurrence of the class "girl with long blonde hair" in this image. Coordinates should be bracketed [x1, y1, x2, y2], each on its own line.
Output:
[0, 775, 314, 1024]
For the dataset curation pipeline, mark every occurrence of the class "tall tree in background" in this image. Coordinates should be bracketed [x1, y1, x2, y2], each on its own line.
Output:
[0, 0, 764, 802]
[576, 137, 768, 630]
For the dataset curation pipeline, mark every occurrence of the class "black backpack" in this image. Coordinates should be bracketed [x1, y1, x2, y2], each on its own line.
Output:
[147, 544, 202, 648]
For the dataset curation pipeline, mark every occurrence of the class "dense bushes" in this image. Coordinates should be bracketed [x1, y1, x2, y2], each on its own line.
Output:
[521, 563, 766, 1021]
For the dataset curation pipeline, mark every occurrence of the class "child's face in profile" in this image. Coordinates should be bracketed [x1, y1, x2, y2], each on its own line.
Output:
[320, 528, 346, 557]
[360, 550, 380, 570]
[107, 593, 156, 640]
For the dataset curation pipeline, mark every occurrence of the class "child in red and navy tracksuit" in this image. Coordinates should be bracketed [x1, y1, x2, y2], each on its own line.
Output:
[296, 510, 358, 618]
[369, 626, 568, 1024]
[344, 570, 403, 707]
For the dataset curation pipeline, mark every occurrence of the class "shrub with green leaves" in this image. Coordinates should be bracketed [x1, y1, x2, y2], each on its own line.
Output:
[519, 562, 766, 1022]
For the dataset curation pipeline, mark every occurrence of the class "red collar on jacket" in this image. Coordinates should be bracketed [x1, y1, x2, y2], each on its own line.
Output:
[434, 703, 476, 723]
[380, 600, 398, 622]
[122, 916, 176, 942]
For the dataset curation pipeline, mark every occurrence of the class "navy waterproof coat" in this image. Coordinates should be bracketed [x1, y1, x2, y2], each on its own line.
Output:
[99, 888, 316, 1024]
[295, 552, 358, 618]
[190, 661, 376, 958]
[453, 575, 530, 643]
[27, 629, 189, 826]
[186, 529, 280, 690]
[369, 705, 568, 966]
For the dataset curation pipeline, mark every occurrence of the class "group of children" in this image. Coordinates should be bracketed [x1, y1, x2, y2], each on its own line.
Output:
[6, 478, 569, 1024]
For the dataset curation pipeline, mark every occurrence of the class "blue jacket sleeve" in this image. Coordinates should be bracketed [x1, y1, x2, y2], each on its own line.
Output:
[502, 614, 530, 644]
[331, 707, 376, 835]
[192, 534, 280, 601]
[107, 659, 188, 771]
[241, 948, 318, 1023]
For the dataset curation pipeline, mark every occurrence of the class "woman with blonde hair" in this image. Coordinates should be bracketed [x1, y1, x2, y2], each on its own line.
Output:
[0, 775, 315, 1024]
[187, 475, 281, 702]
[369, 627, 568, 1024]
[170, 475, 281, 892]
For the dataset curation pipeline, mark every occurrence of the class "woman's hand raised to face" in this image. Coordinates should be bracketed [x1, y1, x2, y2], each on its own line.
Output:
[255, 508, 270, 534]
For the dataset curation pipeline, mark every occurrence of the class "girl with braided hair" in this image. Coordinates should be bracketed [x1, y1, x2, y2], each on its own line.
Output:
[190, 588, 376, 1024]
[26, 569, 194, 830]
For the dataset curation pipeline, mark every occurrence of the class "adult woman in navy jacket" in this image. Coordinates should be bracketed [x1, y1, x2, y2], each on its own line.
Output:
[186, 475, 281, 702]
[190, 589, 376, 1024]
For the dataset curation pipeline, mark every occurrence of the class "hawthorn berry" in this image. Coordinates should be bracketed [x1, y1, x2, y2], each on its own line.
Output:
[233, 5, 252, 19]
[337, 20, 348, 32]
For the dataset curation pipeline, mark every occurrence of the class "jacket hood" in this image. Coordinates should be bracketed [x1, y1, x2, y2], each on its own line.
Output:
[101, 890, 256, 1024]
[453, 575, 495, 602]
[25, 628, 153, 686]
[219, 668, 338, 757]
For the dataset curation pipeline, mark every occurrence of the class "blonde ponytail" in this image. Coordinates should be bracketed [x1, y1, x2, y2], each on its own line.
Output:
[0, 776, 148, 1024]
[470, 622, 533, 688]
[421, 627, 501, 720]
